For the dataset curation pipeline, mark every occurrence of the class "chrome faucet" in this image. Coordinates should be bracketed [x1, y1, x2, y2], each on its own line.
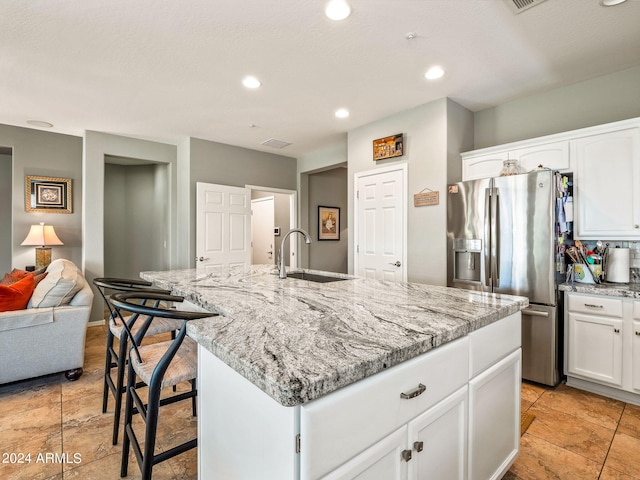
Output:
[278, 228, 312, 279]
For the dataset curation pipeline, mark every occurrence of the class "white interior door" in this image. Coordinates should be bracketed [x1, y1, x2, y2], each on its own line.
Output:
[196, 182, 251, 272]
[251, 196, 275, 265]
[355, 165, 407, 281]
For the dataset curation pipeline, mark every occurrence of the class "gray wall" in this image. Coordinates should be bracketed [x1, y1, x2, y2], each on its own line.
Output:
[188, 137, 297, 267]
[308, 167, 348, 273]
[104, 163, 168, 278]
[474, 65, 640, 149]
[0, 153, 12, 273]
[347, 98, 474, 285]
[0, 124, 83, 270]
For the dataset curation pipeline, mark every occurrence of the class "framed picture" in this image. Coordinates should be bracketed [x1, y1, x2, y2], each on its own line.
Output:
[318, 206, 340, 241]
[373, 133, 403, 161]
[25, 175, 72, 214]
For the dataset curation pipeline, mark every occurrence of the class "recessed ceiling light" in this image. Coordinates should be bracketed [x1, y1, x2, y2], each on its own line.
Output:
[335, 108, 349, 118]
[424, 66, 445, 80]
[325, 0, 351, 20]
[242, 76, 261, 89]
[26, 120, 53, 128]
[600, 0, 627, 5]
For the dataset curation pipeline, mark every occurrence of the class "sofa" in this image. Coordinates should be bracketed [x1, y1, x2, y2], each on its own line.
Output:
[0, 258, 94, 384]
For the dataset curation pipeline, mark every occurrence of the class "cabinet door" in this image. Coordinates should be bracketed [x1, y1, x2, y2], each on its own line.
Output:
[574, 128, 640, 239]
[322, 426, 408, 480]
[567, 312, 623, 386]
[407, 386, 467, 480]
[462, 152, 508, 181]
[633, 320, 640, 392]
[468, 350, 521, 480]
[509, 141, 570, 172]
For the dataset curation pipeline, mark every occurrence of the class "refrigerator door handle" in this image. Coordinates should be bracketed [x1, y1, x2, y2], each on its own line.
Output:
[492, 188, 500, 288]
[522, 308, 550, 318]
[484, 188, 492, 288]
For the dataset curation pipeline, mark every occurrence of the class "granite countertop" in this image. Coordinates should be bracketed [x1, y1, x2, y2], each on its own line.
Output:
[141, 265, 528, 407]
[559, 281, 640, 298]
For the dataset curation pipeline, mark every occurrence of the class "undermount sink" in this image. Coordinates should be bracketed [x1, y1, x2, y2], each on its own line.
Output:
[285, 272, 349, 283]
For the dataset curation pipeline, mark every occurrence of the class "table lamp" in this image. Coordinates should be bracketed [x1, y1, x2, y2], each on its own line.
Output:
[21, 222, 64, 269]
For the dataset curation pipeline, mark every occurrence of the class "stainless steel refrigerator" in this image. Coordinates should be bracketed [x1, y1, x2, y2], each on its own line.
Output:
[447, 169, 560, 386]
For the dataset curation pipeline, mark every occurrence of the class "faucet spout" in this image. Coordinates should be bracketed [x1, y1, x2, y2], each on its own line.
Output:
[278, 228, 312, 279]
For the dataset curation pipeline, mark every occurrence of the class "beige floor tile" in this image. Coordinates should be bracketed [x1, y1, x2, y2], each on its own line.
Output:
[508, 433, 602, 480]
[0, 431, 62, 480]
[618, 404, 640, 440]
[534, 383, 625, 430]
[0, 382, 61, 420]
[63, 450, 177, 480]
[527, 403, 615, 463]
[0, 402, 61, 448]
[61, 412, 121, 468]
[600, 465, 640, 480]
[521, 381, 547, 405]
[605, 432, 640, 478]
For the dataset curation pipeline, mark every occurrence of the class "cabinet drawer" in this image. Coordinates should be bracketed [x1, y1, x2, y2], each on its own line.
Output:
[469, 312, 521, 378]
[300, 337, 469, 480]
[567, 294, 623, 317]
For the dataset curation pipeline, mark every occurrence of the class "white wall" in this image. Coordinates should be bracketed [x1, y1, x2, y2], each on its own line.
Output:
[347, 98, 473, 285]
[474, 65, 640, 149]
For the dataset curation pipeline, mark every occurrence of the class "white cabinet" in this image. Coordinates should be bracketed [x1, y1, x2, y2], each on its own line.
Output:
[461, 141, 569, 181]
[573, 127, 640, 239]
[633, 319, 640, 392]
[198, 312, 522, 480]
[565, 292, 640, 404]
[468, 350, 521, 480]
[462, 151, 509, 181]
[323, 427, 408, 480]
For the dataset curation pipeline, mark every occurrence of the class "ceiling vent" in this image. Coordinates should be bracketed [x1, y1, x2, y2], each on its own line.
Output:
[261, 138, 292, 149]
[503, 0, 548, 14]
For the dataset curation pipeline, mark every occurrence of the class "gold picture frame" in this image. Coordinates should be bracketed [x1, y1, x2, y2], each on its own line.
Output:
[318, 206, 340, 241]
[25, 175, 72, 214]
[373, 133, 403, 161]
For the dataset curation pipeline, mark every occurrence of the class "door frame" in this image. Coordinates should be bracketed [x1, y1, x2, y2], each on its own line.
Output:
[246, 185, 298, 268]
[251, 195, 275, 264]
[353, 163, 408, 281]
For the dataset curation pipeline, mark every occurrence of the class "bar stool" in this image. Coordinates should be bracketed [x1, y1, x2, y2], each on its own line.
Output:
[109, 291, 217, 480]
[93, 277, 182, 445]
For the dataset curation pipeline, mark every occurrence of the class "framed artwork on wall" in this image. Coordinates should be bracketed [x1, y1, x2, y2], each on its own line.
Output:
[373, 133, 403, 161]
[318, 206, 340, 241]
[25, 175, 72, 213]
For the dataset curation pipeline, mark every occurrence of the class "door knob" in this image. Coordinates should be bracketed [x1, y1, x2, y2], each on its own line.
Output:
[196, 256, 209, 262]
[389, 261, 401, 267]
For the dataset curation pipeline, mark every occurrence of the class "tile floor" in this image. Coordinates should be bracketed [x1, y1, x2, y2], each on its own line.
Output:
[1, 325, 639, 479]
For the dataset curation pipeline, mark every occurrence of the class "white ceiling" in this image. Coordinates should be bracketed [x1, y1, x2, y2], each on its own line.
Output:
[2, 0, 640, 158]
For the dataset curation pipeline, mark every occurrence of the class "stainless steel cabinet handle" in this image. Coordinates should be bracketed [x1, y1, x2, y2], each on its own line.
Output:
[400, 383, 426, 399]
[414, 441, 424, 452]
[584, 303, 604, 309]
[401, 450, 412, 462]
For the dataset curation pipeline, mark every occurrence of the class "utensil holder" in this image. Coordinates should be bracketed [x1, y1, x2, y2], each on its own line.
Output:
[573, 263, 602, 284]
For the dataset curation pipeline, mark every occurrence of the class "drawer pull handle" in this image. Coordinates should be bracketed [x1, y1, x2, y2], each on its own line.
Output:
[414, 441, 424, 452]
[400, 383, 426, 399]
[584, 304, 604, 309]
[401, 449, 412, 462]
[614, 328, 620, 333]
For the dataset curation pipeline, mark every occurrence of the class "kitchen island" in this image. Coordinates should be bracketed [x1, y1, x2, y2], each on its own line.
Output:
[141, 265, 528, 480]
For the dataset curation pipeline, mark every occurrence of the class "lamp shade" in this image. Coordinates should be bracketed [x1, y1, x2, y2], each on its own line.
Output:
[21, 223, 64, 247]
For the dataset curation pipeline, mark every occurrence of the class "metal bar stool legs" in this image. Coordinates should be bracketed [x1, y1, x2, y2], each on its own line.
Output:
[111, 291, 217, 480]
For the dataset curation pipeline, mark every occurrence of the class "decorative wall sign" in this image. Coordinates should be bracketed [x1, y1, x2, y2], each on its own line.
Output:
[373, 133, 403, 161]
[414, 189, 439, 207]
[318, 206, 340, 241]
[25, 175, 72, 213]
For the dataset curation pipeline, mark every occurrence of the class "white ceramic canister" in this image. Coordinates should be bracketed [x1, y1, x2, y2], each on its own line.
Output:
[607, 247, 630, 283]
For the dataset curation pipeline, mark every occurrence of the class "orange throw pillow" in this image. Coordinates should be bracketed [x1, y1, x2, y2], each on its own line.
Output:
[0, 274, 36, 312]
[0, 269, 31, 286]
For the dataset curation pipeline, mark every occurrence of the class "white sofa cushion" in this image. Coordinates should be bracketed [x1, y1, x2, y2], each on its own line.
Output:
[29, 259, 86, 308]
[0, 307, 54, 332]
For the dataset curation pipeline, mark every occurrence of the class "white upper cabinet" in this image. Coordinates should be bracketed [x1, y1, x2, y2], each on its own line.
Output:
[573, 127, 640, 239]
[462, 141, 570, 181]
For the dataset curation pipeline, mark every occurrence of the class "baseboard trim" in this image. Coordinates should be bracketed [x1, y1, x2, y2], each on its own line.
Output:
[88, 319, 105, 327]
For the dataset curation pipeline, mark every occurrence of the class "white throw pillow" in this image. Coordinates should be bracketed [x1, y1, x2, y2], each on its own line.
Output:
[29, 259, 85, 308]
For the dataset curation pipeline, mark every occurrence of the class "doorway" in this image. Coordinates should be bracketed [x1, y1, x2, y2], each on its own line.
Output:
[103, 156, 169, 279]
[251, 196, 275, 265]
[0, 147, 11, 274]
